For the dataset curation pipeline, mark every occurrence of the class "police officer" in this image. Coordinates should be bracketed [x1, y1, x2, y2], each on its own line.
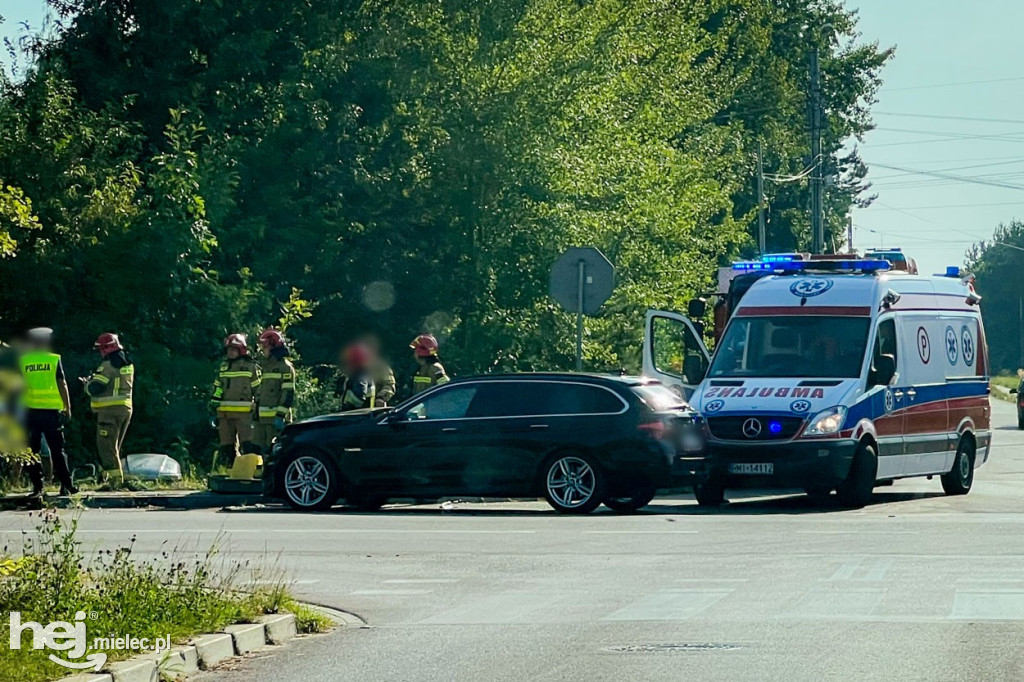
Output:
[19, 328, 76, 497]
[84, 333, 134, 483]
[409, 334, 449, 394]
[337, 343, 376, 411]
[253, 329, 296, 453]
[211, 334, 260, 467]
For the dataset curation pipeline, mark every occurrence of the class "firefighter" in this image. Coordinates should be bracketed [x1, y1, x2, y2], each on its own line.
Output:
[409, 334, 449, 394]
[253, 329, 296, 453]
[211, 333, 260, 467]
[361, 335, 396, 407]
[18, 328, 76, 497]
[84, 333, 134, 483]
[337, 343, 376, 411]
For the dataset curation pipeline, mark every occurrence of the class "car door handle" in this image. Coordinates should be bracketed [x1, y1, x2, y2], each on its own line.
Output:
[441, 427, 458, 433]
[530, 424, 549, 430]
[906, 388, 917, 399]
[893, 390, 905, 399]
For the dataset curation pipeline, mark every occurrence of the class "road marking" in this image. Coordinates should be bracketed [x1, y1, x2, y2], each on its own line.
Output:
[419, 590, 558, 624]
[786, 587, 885, 619]
[828, 558, 864, 581]
[584, 530, 699, 535]
[602, 589, 733, 622]
[826, 558, 891, 582]
[676, 578, 748, 583]
[351, 589, 432, 596]
[952, 590, 1024, 620]
[797, 531, 918, 535]
[383, 579, 460, 584]
[2, 529, 539, 535]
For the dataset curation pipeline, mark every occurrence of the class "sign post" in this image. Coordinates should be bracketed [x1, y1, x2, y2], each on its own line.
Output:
[549, 247, 615, 371]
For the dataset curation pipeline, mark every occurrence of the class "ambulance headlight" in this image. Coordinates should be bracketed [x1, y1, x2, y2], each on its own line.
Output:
[803, 406, 847, 436]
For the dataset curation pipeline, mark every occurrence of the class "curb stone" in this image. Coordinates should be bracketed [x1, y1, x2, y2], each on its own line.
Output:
[259, 613, 297, 644]
[223, 622, 268, 654]
[139, 644, 200, 679]
[56, 604, 351, 682]
[193, 633, 235, 669]
[106, 657, 157, 682]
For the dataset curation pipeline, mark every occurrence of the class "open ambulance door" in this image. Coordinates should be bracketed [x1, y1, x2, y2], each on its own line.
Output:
[642, 310, 711, 402]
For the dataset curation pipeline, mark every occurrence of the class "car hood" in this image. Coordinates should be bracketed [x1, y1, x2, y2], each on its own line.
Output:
[694, 378, 860, 417]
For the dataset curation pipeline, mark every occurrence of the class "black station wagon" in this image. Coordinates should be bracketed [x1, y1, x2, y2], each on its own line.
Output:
[264, 373, 706, 514]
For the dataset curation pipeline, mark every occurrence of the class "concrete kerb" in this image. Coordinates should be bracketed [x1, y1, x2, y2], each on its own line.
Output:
[55, 604, 352, 682]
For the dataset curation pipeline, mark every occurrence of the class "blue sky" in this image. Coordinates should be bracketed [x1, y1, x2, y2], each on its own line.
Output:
[3, 0, 1024, 274]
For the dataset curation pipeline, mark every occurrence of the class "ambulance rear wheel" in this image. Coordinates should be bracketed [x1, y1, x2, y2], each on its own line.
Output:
[836, 442, 877, 509]
[941, 437, 975, 496]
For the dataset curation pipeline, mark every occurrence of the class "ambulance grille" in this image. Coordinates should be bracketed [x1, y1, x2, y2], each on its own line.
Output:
[706, 416, 804, 440]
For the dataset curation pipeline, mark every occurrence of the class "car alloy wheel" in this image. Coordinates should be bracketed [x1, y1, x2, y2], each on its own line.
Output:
[284, 455, 332, 509]
[544, 455, 604, 514]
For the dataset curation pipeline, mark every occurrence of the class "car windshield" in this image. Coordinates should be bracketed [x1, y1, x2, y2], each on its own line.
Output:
[632, 384, 688, 411]
[708, 316, 871, 379]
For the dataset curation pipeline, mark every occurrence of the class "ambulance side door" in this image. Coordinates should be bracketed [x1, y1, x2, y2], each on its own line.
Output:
[642, 310, 711, 400]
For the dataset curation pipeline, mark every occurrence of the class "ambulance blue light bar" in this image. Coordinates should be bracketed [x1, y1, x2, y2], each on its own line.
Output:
[732, 259, 891, 273]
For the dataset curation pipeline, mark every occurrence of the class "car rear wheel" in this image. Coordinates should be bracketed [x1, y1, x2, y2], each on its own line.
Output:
[543, 453, 605, 514]
[282, 452, 340, 511]
[836, 442, 877, 508]
[1018, 410, 1024, 430]
[941, 436, 975, 496]
[603, 482, 656, 514]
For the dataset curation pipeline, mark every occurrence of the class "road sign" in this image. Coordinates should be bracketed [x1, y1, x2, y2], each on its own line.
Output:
[549, 247, 615, 315]
[549, 247, 615, 371]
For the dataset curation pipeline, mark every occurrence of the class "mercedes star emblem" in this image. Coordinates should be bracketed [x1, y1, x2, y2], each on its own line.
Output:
[742, 418, 762, 438]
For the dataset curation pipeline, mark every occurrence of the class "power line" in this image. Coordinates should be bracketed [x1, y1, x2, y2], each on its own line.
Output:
[885, 76, 1024, 92]
[870, 163, 1024, 191]
[869, 158, 1024, 181]
[864, 200, 1024, 211]
[875, 111, 1024, 126]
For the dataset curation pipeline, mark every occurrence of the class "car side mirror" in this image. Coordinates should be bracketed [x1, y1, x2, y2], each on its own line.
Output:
[871, 354, 896, 387]
[1010, 388, 1019, 395]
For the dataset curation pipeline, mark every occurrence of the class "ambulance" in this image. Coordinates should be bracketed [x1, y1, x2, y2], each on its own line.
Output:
[642, 256, 991, 508]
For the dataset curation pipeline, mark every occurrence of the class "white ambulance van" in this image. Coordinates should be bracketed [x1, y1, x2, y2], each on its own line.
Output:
[643, 257, 991, 508]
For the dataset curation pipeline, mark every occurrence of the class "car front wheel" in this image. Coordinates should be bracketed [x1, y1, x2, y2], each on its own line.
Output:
[543, 453, 605, 514]
[282, 452, 340, 511]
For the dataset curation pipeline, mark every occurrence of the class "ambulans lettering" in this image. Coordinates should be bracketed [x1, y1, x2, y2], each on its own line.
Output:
[792, 387, 809, 398]
[775, 388, 790, 397]
[702, 385, 823, 401]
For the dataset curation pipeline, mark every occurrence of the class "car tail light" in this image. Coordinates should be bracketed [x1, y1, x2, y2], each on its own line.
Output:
[637, 420, 667, 440]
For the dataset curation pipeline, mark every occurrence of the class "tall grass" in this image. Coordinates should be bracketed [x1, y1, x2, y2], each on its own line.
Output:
[0, 511, 327, 682]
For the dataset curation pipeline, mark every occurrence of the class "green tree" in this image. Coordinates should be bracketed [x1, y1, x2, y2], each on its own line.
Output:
[967, 222, 1024, 372]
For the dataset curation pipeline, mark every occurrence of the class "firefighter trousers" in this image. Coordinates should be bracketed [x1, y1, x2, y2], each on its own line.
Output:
[96, 406, 132, 474]
[253, 416, 280, 454]
[217, 411, 256, 463]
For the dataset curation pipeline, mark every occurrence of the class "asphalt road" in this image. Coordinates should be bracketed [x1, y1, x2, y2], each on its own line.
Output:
[4, 400, 1024, 681]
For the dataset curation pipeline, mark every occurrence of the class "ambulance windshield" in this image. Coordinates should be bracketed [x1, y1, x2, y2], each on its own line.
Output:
[708, 316, 871, 379]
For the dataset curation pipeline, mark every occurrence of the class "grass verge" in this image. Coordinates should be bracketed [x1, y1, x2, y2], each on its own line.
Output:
[0, 511, 329, 682]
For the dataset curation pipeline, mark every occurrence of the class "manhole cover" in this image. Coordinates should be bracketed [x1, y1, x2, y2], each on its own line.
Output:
[603, 643, 741, 654]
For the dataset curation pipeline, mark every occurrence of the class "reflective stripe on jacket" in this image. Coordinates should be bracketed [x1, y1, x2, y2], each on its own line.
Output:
[256, 356, 296, 419]
[412, 362, 449, 393]
[88, 360, 134, 409]
[19, 351, 63, 410]
[212, 357, 259, 413]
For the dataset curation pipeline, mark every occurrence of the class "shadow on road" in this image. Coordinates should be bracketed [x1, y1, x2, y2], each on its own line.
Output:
[215, 488, 948, 517]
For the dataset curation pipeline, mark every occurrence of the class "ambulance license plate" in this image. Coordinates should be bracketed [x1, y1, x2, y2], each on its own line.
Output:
[728, 463, 774, 475]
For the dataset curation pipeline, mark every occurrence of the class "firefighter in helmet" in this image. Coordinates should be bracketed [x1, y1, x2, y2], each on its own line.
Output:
[409, 334, 449, 394]
[338, 343, 376, 411]
[84, 333, 135, 483]
[211, 333, 260, 466]
[253, 329, 296, 453]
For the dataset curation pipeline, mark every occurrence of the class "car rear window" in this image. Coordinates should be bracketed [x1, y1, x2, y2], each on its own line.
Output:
[631, 384, 687, 411]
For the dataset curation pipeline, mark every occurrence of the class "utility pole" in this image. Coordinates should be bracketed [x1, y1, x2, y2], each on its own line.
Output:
[847, 214, 854, 253]
[809, 44, 824, 254]
[757, 140, 767, 256]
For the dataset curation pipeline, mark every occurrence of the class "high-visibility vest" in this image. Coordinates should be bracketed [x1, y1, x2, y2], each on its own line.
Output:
[19, 351, 64, 410]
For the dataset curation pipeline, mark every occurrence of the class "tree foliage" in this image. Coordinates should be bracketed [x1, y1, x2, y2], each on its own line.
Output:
[967, 222, 1024, 372]
[0, 0, 890, 461]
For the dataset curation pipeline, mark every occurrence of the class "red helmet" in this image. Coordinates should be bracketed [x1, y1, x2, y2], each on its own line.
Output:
[410, 334, 439, 358]
[94, 333, 123, 356]
[259, 329, 285, 349]
[343, 343, 371, 369]
[224, 333, 248, 355]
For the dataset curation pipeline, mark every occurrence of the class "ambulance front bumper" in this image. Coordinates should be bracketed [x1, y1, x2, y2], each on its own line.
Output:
[708, 438, 858, 489]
